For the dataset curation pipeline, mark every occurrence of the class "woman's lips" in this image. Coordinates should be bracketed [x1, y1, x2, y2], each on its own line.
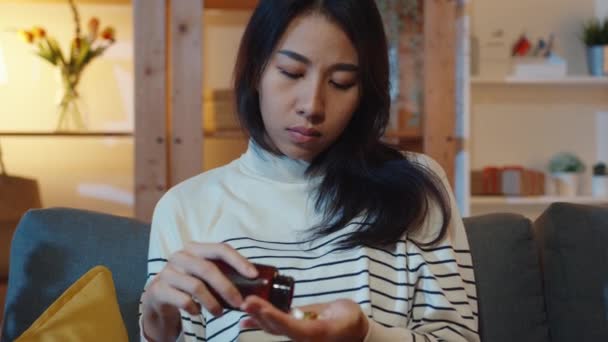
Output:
[286, 126, 321, 143]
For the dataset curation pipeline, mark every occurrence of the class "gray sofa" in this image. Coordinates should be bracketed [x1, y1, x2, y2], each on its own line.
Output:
[1, 203, 607, 342]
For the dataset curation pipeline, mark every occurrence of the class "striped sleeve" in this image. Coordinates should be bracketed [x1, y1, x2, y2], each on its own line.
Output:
[364, 154, 479, 342]
[139, 192, 201, 342]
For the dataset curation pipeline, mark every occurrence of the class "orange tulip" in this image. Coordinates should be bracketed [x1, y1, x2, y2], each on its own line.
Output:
[18, 30, 34, 44]
[88, 17, 100, 36]
[101, 26, 115, 42]
[32, 27, 46, 39]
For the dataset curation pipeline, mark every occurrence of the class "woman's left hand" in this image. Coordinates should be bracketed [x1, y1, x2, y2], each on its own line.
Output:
[240, 296, 369, 342]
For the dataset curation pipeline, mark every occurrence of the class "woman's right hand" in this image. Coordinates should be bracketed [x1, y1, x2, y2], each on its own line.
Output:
[141, 242, 258, 341]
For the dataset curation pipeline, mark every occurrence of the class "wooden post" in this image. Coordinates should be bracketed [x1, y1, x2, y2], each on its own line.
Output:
[423, 0, 457, 185]
[454, 0, 471, 215]
[169, 0, 203, 186]
[134, 0, 167, 222]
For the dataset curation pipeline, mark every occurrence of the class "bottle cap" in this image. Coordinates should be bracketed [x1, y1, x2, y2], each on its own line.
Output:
[270, 274, 294, 312]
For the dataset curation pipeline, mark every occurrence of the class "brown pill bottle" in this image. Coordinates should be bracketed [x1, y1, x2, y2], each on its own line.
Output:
[210, 260, 295, 312]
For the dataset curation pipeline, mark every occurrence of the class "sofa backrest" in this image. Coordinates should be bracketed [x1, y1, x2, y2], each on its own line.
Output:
[0, 208, 150, 342]
[7, 207, 593, 342]
[534, 202, 608, 342]
[464, 213, 550, 342]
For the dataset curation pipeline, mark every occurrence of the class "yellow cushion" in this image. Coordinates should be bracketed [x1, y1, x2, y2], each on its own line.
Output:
[15, 265, 128, 342]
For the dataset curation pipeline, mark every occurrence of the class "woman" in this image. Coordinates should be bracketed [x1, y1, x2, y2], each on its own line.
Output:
[140, 1, 479, 341]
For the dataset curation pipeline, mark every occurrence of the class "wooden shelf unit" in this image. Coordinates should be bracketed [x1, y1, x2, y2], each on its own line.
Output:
[471, 76, 608, 86]
[471, 195, 608, 206]
[0, 0, 259, 10]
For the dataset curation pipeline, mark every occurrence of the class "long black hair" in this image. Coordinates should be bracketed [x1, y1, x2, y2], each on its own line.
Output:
[233, 0, 451, 248]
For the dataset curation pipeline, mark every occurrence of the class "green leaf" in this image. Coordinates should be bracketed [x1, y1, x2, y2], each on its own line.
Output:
[581, 18, 608, 46]
[603, 18, 608, 45]
[68, 38, 92, 73]
[549, 152, 585, 173]
[81, 45, 105, 68]
[35, 51, 56, 65]
[36, 41, 56, 65]
[593, 162, 607, 176]
[46, 37, 66, 67]
[75, 38, 91, 70]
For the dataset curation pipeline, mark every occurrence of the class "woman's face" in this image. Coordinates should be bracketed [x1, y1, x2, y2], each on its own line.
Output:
[258, 14, 361, 162]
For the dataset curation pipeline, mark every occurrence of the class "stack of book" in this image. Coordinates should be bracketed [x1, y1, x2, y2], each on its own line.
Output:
[472, 166, 545, 196]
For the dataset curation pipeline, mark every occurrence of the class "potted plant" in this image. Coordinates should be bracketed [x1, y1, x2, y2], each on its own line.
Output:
[548, 152, 585, 196]
[581, 18, 608, 76]
[592, 162, 608, 198]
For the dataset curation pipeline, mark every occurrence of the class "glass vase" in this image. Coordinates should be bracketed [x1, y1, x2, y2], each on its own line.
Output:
[56, 70, 87, 131]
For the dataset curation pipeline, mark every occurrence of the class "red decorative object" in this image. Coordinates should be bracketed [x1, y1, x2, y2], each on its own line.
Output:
[512, 34, 532, 57]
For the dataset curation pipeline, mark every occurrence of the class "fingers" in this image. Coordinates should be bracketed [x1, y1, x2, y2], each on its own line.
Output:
[239, 317, 260, 330]
[159, 265, 223, 315]
[147, 242, 256, 322]
[186, 242, 258, 278]
[242, 299, 285, 335]
[147, 279, 201, 316]
[241, 296, 327, 340]
[169, 251, 246, 311]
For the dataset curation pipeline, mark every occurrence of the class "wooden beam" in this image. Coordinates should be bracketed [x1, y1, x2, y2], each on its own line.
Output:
[134, 0, 167, 222]
[169, 0, 203, 186]
[423, 0, 457, 185]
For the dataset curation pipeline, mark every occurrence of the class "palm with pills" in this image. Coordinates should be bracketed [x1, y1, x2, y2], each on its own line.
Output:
[240, 296, 369, 342]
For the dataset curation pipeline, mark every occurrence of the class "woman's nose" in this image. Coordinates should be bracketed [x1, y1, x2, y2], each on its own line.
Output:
[297, 79, 325, 122]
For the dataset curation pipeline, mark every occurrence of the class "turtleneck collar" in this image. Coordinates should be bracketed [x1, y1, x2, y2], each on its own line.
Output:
[239, 140, 316, 184]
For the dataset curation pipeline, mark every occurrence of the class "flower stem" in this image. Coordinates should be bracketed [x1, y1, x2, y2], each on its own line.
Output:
[68, 0, 81, 39]
[56, 73, 84, 131]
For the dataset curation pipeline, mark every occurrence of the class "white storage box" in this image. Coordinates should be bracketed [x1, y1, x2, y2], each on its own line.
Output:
[510, 56, 567, 79]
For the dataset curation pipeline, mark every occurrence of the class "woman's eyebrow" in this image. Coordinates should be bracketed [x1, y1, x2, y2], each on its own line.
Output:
[332, 63, 359, 72]
[278, 49, 311, 64]
[277, 49, 359, 73]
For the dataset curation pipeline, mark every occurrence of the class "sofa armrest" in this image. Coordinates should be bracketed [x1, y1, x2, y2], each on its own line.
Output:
[534, 202, 608, 342]
[1, 208, 150, 342]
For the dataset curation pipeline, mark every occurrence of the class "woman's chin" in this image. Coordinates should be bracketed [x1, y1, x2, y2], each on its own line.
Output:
[279, 144, 318, 163]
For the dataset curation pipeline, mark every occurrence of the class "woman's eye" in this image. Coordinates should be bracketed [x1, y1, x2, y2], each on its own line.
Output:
[330, 80, 356, 90]
[279, 69, 303, 79]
